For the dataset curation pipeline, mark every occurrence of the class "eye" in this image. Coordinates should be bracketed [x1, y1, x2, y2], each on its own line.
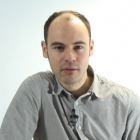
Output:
[74, 45, 83, 50]
[54, 46, 64, 51]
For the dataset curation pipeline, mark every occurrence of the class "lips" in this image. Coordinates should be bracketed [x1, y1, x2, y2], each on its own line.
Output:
[62, 67, 77, 73]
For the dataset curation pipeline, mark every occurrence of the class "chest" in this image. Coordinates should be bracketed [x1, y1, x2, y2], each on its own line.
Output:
[39, 94, 128, 140]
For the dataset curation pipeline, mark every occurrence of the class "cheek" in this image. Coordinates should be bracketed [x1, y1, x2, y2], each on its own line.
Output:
[79, 52, 89, 61]
[49, 53, 61, 64]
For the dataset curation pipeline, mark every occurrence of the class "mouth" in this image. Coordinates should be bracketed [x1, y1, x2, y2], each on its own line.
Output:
[62, 67, 77, 73]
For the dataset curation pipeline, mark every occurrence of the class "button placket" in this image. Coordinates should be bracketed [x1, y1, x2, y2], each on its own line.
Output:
[75, 101, 79, 106]
[77, 125, 82, 130]
[74, 100, 79, 127]
[74, 100, 83, 132]
[74, 96, 92, 140]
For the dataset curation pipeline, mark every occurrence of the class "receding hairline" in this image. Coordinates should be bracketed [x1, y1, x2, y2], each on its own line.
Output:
[50, 13, 84, 25]
[48, 13, 88, 35]
[60, 13, 78, 21]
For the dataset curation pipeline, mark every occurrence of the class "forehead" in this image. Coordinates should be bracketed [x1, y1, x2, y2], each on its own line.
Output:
[47, 13, 89, 43]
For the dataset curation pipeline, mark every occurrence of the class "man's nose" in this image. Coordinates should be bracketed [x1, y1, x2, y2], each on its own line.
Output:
[64, 49, 76, 63]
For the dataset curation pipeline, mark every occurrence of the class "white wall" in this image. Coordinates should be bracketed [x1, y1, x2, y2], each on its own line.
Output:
[0, 0, 140, 133]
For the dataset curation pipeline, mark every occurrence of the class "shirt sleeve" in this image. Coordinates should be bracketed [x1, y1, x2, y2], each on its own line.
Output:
[122, 94, 140, 140]
[0, 77, 40, 140]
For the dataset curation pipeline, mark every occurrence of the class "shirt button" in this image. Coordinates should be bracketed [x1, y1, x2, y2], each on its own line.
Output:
[77, 126, 81, 130]
[75, 101, 78, 106]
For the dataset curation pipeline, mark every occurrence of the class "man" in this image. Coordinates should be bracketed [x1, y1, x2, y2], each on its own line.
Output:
[0, 10, 140, 140]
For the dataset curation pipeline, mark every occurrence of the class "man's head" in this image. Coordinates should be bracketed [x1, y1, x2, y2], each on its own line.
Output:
[41, 10, 94, 91]
[43, 10, 91, 44]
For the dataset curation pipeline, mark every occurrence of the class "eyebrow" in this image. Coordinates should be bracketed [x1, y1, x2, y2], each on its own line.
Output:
[51, 42, 64, 47]
[50, 41, 86, 47]
[73, 41, 86, 45]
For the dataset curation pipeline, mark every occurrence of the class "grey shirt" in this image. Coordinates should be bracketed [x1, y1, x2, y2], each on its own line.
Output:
[0, 66, 140, 140]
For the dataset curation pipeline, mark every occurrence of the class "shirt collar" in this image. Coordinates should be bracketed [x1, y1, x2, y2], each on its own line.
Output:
[52, 75, 64, 95]
[89, 66, 111, 98]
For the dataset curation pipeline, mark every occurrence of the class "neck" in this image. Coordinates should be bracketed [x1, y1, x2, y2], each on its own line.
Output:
[60, 73, 93, 99]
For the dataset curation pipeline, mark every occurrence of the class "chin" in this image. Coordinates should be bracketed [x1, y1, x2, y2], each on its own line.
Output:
[62, 78, 79, 85]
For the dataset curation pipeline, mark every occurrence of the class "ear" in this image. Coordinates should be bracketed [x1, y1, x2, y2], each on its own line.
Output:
[41, 41, 48, 58]
[89, 39, 94, 56]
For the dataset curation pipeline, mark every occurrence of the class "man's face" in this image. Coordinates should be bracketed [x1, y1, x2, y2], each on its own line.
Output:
[42, 14, 94, 87]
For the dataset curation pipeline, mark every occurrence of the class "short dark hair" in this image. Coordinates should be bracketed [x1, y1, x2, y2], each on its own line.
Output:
[44, 10, 91, 44]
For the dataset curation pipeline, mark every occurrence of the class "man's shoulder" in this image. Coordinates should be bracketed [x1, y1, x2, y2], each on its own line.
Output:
[29, 70, 55, 81]
[96, 74, 133, 91]
[21, 70, 55, 89]
[96, 74, 139, 103]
